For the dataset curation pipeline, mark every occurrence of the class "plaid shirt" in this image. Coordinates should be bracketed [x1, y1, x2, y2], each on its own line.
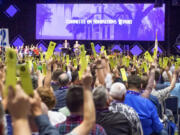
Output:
[56, 115, 107, 135]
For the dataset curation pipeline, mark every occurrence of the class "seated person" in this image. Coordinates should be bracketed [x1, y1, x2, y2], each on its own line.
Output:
[124, 75, 167, 135]
[93, 86, 132, 135]
[54, 73, 70, 110]
[109, 82, 143, 135]
[37, 87, 66, 126]
[56, 85, 106, 135]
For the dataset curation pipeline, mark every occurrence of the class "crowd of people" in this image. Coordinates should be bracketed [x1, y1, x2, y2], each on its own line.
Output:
[0, 43, 180, 135]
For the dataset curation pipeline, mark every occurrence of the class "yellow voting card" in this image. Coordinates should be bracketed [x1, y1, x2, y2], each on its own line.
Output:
[45, 41, 56, 60]
[120, 68, 127, 82]
[4, 48, 17, 96]
[33, 62, 37, 72]
[19, 64, 34, 96]
[42, 63, 47, 75]
[91, 42, 97, 58]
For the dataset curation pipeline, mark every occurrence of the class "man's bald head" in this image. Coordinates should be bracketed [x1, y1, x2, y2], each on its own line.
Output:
[58, 73, 69, 87]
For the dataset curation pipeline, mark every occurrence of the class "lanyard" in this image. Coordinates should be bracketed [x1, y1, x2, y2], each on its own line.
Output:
[59, 86, 68, 90]
[127, 90, 141, 96]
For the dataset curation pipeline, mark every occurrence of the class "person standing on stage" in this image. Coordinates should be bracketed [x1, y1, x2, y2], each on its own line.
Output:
[62, 40, 70, 55]
[74, 41, 80, 56]
[63, 40, 70, 49]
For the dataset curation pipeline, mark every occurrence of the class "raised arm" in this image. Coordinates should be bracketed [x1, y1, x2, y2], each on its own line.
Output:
[169, 69, 178, 90]
[30, 91, 59, 135]
[165, 67, 172, 83]
[141, 66, 155, 98]
[151, 70, 178, 102]
[44, 59, 53, 88]
[95, 58, 105, 85]
[72, 66, 95, 135]
[7, 85, 31, 135]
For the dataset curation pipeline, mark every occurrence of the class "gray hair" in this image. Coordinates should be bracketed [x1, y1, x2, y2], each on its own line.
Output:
[58, 73, 69, 86]
[93, 86, 108, 108]
[110, 82, 126, 99]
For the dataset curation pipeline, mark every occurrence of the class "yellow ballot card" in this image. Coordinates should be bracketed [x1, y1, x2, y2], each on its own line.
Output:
[143, 62, 148, 73]
[42, 63, 47, 75]
[104, 50, 107, 57]
[45, 41, 56, 60]
[144, 51, 153, 62]
[78, 70, 83, 80]
[73, 58, 78, 68]
[66, 55, 70, 66]
[133, 55, 137, 62]
[4, 48, 17, 96]
[159, 57, 162, 68]
[19, 64, 34, 96]
[40, 52, 44, 61]
[120, 68, 127, 82]
[91, 42, 97, 58]
[109, 56, 115, 69]
[33, 62, 37, 72]
[163, 57, 169, 68]
[175, 62, 179, 70]
[125, 57, 130, 67]
[101, 46, 105, 53]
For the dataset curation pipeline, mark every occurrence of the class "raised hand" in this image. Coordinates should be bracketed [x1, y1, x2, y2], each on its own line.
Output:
[7, 85, 30, 120]
[29, 91, 42, 116]
[82, 66, 93, 89]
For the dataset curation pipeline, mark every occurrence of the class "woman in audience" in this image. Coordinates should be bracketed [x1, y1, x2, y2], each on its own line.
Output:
[1, 44, 180, 135]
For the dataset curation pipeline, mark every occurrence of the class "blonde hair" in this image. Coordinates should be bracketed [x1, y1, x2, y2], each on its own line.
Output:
[37, 87, 56, 110]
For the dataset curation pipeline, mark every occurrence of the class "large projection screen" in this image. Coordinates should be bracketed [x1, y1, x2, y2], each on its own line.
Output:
[36, 4, 165, 41]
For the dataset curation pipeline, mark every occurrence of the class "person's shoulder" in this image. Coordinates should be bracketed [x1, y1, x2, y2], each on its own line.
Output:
[175, 83, 180, 88]
[55, 120, 66, 128]
[120, 103, 137, 114]
[93, 124, 107, 134]
[97, 109, 126, 120]
[54, 89, 67, 94]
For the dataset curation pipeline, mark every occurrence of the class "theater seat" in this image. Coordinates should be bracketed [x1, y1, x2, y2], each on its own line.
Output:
[165, 96, 179, 125]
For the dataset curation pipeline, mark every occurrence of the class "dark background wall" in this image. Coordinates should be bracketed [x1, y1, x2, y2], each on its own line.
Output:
[0, 0, 180, 55]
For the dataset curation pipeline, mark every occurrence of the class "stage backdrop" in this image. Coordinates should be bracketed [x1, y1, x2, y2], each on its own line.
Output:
[36, 4, 165, 41]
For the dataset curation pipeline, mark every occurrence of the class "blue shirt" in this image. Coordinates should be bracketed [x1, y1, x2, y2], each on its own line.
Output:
[164, 82, 180, 108]
[124, 90, 163, 135]
[54, 87, 68, 111]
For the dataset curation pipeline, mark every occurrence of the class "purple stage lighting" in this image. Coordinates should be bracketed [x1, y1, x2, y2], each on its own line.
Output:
[177, 45, 180, 50]
[4, 5, 18, 17]
[130, 45, 143, 56]
[95, 44, 101, 53]
[12, 35, 24, 49]
[38, 41, 47, 52]
[111, 45, 123, 52]
[54, 43, 63, 52]
[151, 46, 163, 54]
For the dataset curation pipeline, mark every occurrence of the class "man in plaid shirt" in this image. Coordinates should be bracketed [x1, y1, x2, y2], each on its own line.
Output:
[56, 86, 107, 135]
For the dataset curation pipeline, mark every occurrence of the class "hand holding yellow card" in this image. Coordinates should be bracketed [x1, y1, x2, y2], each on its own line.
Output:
[163, 57, 168, 68]
[45, 41, 56, 60]
[101, 46, 105, 53]
[19, 64, 34, 96]
[73, 58, 78, 68]
[33, 62, 37, 72]
[144, 51, 153, 62]
[120, 68, 127, 81]
[91, 42, 97, 58]
[66, 55, 70, 66]
[42, 63, 47, 75]
[4, 48, 17, 96]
